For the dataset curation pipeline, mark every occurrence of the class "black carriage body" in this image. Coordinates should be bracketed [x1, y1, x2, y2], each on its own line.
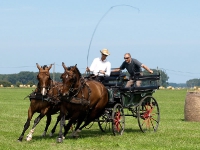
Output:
[98, 70, 160, 135]
[103, 70, 160, 106]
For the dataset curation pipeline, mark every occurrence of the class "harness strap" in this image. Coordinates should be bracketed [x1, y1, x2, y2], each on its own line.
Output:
[62, 77, 91, 106]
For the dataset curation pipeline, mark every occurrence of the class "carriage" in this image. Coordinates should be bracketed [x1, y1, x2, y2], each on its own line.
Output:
[95, 70, 160, 135]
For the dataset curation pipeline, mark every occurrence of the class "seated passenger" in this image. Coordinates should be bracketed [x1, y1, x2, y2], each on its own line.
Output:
[113, 53, 153, 87]
[86, 48, 111, 82]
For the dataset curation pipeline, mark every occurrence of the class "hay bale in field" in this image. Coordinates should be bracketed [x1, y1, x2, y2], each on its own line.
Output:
[11, 85, 14, 88]
[159, 86, 165, 89]
[184, 91, 200, 122]
[32, 85, 36, 88]
[193, 86, 197, 90]
[167, 86, 174, 90]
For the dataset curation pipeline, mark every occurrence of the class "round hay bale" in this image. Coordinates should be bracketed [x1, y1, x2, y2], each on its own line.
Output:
[184, 91, 200, 122]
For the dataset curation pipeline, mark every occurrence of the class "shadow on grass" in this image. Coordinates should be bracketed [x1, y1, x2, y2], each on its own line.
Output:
[27, 127, 142, 142]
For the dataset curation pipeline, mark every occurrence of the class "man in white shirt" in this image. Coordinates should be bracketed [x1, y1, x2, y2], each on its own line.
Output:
[86, 48, 111, 81]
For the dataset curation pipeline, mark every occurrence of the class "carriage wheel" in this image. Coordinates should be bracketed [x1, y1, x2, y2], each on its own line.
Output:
[98, 110, 111, 132]
[137, 96, 160, 132]
[112, 103, 125, 136]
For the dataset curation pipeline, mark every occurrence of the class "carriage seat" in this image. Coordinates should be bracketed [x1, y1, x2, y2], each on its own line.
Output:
[120, 74, 160, 92]
[102, 71, 125, 87]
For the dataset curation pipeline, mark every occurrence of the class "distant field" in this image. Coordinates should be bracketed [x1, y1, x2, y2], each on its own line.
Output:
[0, 88, 199, 150]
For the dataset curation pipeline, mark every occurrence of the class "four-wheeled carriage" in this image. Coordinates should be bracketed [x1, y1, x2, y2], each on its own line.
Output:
[97, 70, 160, 135]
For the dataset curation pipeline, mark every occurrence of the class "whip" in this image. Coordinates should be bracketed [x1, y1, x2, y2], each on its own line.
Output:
[86, 4, 140, 67]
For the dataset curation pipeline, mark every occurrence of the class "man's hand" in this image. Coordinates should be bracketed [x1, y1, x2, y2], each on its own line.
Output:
[99, 70, 105, 75]
[149, 70, 153, 74]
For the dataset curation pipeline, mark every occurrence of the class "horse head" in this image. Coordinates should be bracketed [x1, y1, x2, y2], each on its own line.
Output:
[36, 63, 53, 96]
[60, 62, 81, 96]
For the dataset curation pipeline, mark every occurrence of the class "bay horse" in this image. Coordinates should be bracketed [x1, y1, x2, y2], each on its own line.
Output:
[18, 63, 63, 141]
[57, 63, 108, 142]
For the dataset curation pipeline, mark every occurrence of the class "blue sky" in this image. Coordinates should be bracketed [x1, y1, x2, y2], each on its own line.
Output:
[0, 1, 200, 83]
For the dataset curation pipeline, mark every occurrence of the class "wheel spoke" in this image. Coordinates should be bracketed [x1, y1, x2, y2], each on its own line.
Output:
[138, 96, 160, 132]
[112, 104, 125, 135]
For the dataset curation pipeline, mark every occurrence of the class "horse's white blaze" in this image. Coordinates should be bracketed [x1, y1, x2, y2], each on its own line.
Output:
[66, 75, 68, 78]
[42, 88, 45, 95]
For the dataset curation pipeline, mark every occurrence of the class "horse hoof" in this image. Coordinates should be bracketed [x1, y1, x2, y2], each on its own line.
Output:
[26, 134, 32, 141]
[41, 131, 47, 137]
[17, 139, 22, 142]
[49, 132, 53, 137]
[62, 136, 65, 140]
[26, 137, 32, 141]
[71, 129, 81, 137]
[57, 137, 63, 143]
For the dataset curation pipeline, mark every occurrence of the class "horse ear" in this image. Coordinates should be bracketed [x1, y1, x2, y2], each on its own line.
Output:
[75, 64, 77, 67]
[62, 62, 67, 70]
[48, 64, 53, 70]
[36, 63, 41, 70]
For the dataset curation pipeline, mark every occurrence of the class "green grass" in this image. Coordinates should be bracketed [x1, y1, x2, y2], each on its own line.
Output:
[0, 88, 199, 150]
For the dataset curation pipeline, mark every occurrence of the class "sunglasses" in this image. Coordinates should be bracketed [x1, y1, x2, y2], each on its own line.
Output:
[124, 57, 129, 60]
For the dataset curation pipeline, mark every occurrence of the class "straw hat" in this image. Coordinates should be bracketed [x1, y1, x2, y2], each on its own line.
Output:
[100, 48, 110, 56]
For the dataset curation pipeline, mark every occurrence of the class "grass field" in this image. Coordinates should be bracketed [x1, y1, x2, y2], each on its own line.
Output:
[0, 88, 199, 150]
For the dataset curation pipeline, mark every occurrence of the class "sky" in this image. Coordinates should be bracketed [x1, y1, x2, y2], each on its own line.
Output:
[0, 0, 200, 83]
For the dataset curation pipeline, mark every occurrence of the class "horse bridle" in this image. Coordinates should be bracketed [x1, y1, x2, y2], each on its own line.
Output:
[62, 76, 89, 99]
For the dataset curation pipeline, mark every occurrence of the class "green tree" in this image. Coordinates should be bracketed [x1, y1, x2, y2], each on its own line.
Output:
[186, 79, 200, 87]
[16, 81, 22, 87]
[0, 80, 11, 87]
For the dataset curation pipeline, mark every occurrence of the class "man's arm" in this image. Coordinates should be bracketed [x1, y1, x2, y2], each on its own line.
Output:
[86, 58, 97, 72]
[141, 64, 153, 74]
[112, 68, 120, 72]
[99, 62, 111, 76]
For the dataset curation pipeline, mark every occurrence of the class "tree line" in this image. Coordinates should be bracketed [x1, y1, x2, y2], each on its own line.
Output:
[0, 71, 62, 87]
[186, 79, 200, 88]
[0, 69, 192, 87]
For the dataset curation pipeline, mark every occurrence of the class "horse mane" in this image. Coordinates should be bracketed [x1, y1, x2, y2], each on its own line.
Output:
[73, 66, 82, 78]
[42, 65, 48, 70]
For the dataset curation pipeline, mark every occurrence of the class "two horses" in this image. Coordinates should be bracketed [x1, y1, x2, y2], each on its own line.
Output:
[18, 63, 63, 141]
[18, 62, 108, 142]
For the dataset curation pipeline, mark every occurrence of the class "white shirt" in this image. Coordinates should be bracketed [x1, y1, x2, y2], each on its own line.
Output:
[89, 57, 111, 76]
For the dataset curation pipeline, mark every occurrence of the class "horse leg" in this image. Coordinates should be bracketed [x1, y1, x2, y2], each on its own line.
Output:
[41, 114, 51, 137]
[26, 113, 45, 141]
[79, 107, 102, 131]
[17, 107, 34, 142]
[17, 118, 31, 142]
[49, 114, 61, 137]
[71, 116, 85, 137]
[57, 113, 66, 143]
